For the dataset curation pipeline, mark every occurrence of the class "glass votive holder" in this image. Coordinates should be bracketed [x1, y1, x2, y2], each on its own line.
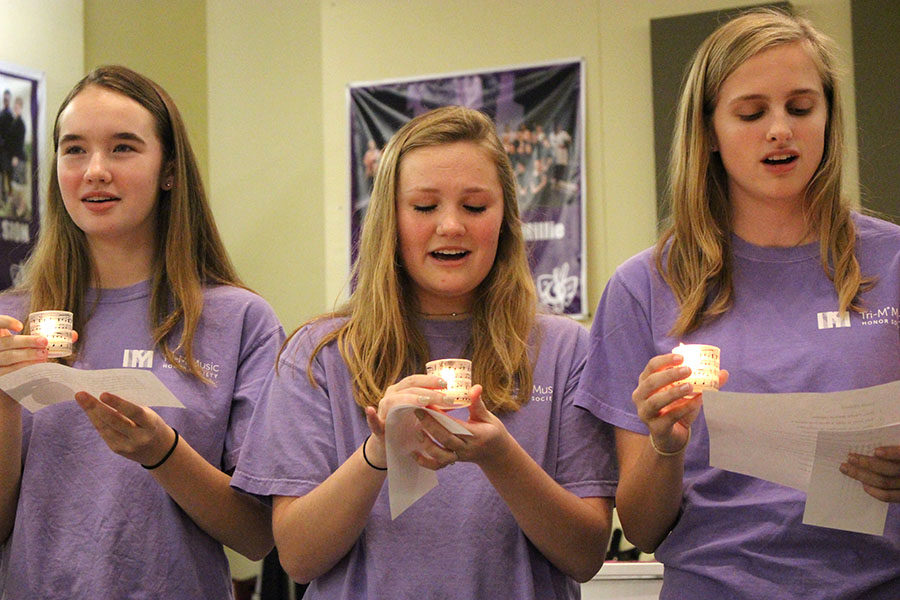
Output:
[28, 310, 74, 358]
[671, 343, 720, 393]
[425, 358, 472, 409]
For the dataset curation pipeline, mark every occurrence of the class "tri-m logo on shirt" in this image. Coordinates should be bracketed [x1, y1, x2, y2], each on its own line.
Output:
[816, 311, 850, 329]
[817, 305, 900, 329]
[122, 348, 222, 378]
[122, 349, 154, 368]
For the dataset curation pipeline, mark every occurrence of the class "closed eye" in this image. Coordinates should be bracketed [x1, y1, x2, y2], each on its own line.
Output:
[464, 205, 487, 213]
[413, 205, 436, 213]
[738, 111, 763, 121]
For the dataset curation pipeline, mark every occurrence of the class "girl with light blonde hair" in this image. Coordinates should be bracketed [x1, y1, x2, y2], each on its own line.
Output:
[577, 8, 900, 599]
[233, 105, 617, 599]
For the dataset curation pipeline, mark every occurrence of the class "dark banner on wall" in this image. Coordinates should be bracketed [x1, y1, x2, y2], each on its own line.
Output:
[348, 59, 587, 317]
[0, 62, 43, 291]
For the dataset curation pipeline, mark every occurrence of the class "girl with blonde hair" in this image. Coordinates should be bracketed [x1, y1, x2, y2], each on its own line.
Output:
[577, 8, 899, 599]
[232, 105, 616, 599]
[0, 65, 283, 598]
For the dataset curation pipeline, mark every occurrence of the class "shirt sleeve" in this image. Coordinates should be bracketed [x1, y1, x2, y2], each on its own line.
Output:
[231, 322, 345, 499]
[575, 265, 659, 435]
[222, 296, 286, 472]
[552, 320, 618, 499]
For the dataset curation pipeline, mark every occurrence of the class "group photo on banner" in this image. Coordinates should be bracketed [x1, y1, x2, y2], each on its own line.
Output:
[348, 59, 587, 317]
[0, 61, 43, 291]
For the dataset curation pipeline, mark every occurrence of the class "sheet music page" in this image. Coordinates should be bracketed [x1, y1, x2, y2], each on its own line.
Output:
[0, 362, 184, 412]
[803, 422, 900, 535]
[704, 380, 900, 491]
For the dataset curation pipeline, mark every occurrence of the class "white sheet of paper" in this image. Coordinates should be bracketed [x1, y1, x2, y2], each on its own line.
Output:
[385, 405, 472, 519]
[0, 362, 184, 412]
[704, 380, 900, 491]
[703, 380, 900, 535]
[803, 422, 900, 536]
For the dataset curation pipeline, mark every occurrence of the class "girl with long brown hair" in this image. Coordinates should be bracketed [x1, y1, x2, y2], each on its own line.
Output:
[0, 65, 283, 598]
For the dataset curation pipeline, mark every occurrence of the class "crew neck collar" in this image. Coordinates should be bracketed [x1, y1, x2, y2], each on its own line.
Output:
[85, 279, 151, 304]
[731, 233, 820, 263]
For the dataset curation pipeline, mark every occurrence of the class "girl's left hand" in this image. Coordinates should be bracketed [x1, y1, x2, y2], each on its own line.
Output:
[412, 384, 514, 471]
[841, 445, 900, 503]
[75, 391, 176, 467]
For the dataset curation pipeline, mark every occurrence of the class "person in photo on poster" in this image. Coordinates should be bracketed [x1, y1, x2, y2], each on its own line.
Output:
[0, 89, 13, 206]
[362, 139, 381, 192]
[4, 96, 29, 221]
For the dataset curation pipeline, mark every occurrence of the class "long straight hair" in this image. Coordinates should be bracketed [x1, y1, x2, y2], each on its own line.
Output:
[291, 106, 537, 412]
[658, 7, 869, 336]
[19, 65, 243, 380]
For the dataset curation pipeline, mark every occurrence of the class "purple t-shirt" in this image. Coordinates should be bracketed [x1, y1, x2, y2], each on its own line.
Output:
[232, 314, 617, 600]
[0, 281, 284, 599]
[576, 214, 900, 599]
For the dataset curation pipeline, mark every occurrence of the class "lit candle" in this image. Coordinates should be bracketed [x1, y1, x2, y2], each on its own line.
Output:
[425, 358, 472, 408]
[671, 343, 720, 394]
[28, 310, 74, 358]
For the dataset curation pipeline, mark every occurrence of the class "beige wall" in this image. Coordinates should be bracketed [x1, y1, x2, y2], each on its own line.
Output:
[9, 0, 856, 330]
[83, 0, 209, 185]
[206, 0, 323, 331]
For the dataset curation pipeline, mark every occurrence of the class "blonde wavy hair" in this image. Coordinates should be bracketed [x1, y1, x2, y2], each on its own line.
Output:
[294, 105, 537, 412]
[18, 65, 243, 380]
[658, 7, 869, 336]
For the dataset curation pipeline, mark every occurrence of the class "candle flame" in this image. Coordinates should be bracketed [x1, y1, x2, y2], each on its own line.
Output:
[671, 343, 720, 391]
[440, 367, 459, 389]
[37, 319, 59, 337]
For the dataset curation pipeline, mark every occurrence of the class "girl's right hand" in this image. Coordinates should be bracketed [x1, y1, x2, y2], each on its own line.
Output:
[0, 315, 49, 376]
[631, 353, 728, 454]
[362, 374, 455, 468]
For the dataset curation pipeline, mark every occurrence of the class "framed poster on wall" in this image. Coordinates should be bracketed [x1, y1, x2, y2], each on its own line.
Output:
[0, 61, 45, 291]
[348, 59, 587, 317]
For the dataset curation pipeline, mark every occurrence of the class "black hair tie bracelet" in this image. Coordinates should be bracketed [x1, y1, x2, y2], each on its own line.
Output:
[362, 434, 387, 471]
[142, 428, 179, 470]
